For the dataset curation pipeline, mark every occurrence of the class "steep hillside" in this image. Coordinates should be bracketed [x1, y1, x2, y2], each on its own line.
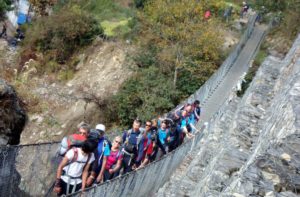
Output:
[19, 40, 134, 144]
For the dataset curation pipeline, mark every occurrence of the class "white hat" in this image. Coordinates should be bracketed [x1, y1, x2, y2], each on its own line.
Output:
[95, 124, 105, 132]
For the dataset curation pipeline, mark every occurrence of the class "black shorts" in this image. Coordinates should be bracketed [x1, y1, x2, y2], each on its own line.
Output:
[58, 179, 82, 196]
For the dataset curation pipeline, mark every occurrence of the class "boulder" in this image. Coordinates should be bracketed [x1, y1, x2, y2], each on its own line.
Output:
[0, 79, 27, 145]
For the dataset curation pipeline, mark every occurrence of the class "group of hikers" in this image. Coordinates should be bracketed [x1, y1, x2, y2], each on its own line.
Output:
[53, 100, 202, 196]
[204, 1, 250, 23]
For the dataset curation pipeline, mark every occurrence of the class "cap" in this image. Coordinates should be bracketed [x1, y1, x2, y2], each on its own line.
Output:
[95, 124, 105, 132]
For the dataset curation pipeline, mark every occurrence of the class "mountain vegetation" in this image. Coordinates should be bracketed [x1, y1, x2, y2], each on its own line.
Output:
[110, 0, 225, 125]
[0, 0, 12, 20]
[15, 0, 300, 128]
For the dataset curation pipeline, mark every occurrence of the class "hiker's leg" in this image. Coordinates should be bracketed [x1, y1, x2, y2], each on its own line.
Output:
[122, 155, 132, 174]
[58, 180, 68, 196]
[150, 147, 158, 162]
[74, 183, 82, 193]
[103, 170, 112, 182]
[168, 143, 175, 152]
[157, 139, 166, 155]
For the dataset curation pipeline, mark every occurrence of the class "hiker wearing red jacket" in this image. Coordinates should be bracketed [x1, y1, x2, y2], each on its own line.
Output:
[204, 10, 211, 20]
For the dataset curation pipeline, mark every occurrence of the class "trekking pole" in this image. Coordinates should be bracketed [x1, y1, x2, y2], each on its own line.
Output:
[45, 181, 56, 197]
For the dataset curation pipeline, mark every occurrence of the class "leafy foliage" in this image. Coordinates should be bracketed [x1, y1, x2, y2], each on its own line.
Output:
[0, 0, 12, 20]
[253, 0, 287, 12]
[138, 0, 223, 86]
[29, 0, 57, 16]
[134, 0, 148, 8]
[276, 1, 300, 41]
[59, 0, 134, 38]
[22, 5, 102, 67]
[252, 0, 300, 47]
[109, 0, 225, 125]
[113, 66, 179, 126]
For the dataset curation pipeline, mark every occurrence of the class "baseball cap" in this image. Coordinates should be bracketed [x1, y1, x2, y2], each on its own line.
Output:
[95, 124, 105, 132]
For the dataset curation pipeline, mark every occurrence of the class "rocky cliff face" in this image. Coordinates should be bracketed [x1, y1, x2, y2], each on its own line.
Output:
[0, 79, 27, 145]
[156, 35, 300, 197]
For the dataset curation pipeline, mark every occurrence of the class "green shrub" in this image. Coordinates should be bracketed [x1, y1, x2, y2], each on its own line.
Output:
[58, 69, 74, 81]
[134, 0, 148, 8]
[237, 49, 267, 97]
[112, 66, 179, 126]
[253, 50, 267, 67]
[133, 46, 158, 68]
[0, 0, 12, 20]
[23, 5, 102, 65]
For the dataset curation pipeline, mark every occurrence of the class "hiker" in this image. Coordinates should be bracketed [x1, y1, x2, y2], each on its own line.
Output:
[86, 124, 111, 186]
[243, 2, 249, 13]
[121, 119, 143, 174]
[177, 110, 194, 145]
[0, 23, 7, 38]
[166, 108, 184, 144]
[224, 5, 233, 23]
[97, 136, 123, 182]
[147, 119, 160, 162]
[184, 103, 194, 122]
[54, 140, 96, 196]
[240, 1, 249, 18]
[166, 121, 180, 152]
[157, 120, 169, 156]
[193, 100, 201, 123]
[136, 121, 156, 169]
[204, 10, 211, 20]
[256, 6, 266, 24]
[58, 123, 90, 156]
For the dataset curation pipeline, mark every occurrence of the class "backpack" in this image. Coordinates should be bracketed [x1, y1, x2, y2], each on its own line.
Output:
[58, 129, 101, 156]
[167, 110, 182, 126]
[87, 129, 102, 149]
[63, 148, 92, 175]
[124, 129, 142, 153]
[96, 137, 112, 166]
[58, 134, 87, 156]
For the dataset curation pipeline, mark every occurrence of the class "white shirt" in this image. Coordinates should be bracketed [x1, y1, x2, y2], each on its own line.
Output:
[61, 148, 95, 185]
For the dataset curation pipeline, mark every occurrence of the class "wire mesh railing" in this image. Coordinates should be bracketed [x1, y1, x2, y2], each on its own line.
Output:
[0, 14, 258, 197]
[174, 14, 257, 109]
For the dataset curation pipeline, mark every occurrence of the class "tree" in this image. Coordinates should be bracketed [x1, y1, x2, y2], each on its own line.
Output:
[113, 66, 179, 125]
[0, 0, 12, 21]
[109, 0, 225, 126]
[137, 0, 223, 88]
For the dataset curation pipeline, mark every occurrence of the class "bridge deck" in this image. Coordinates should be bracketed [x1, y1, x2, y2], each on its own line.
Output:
[201, 25, 267, 123]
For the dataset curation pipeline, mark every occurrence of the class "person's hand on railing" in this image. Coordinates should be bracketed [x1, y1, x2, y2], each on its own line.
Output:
[80, 191, 86, 197]
[132, 164, 137, 170]
[96, 174, 103, 184]
[186, 133, 195, 139]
